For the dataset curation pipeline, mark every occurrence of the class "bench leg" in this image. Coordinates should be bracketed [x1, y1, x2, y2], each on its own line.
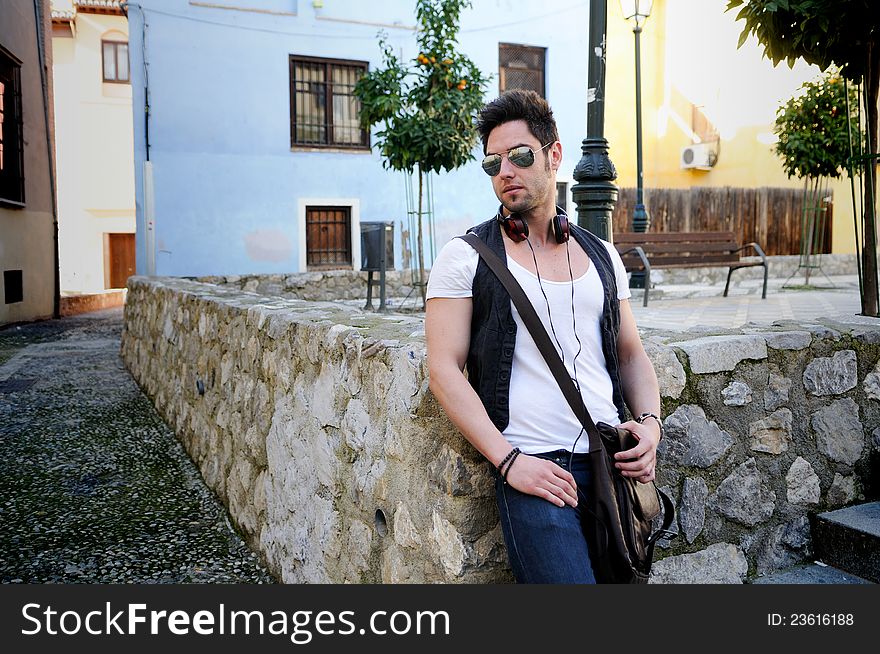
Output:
[724, 267, 734, 297]
[364, 271, 374, 310]
[761, 263, 768, 299]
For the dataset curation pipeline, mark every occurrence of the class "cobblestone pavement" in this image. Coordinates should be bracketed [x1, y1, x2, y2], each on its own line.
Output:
[0, 308, 275, 583]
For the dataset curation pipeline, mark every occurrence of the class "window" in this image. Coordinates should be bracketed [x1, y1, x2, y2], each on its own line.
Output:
[4, 270, 23, 304]
[305, 206, 352, 269]
[102, 40, 129, 83]
[499, 43, 545, 97]
[0, 46, 24, 207]
[556, 182, 568, 212]
[290, 56, 368, 149]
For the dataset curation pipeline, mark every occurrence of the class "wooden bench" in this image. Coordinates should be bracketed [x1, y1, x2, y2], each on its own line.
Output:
[613, 231, 768, 307]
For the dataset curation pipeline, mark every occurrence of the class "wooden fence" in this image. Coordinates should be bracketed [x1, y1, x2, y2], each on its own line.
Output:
[611, 187, 832, 256]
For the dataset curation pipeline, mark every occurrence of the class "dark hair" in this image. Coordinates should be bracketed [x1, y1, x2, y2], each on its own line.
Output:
[475, 89, 559, 154]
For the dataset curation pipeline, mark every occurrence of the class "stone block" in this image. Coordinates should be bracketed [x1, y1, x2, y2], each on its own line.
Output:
[863, 359, 880, 401]
[812, 398, 864, 465]
[643, 340, 686, 399]
[680, 477, 708, 544]
[756, 517, 811, 575]
[803, 350, 857, 396]
[661, 405, 734, 468]
[826, 473, 861, 508]
[392, 503, 422, 549]
[785, 457, 820, 505]
[722, 381, 752, 406]
[712, 458, 776, 527]
[432, 511, 466, 578]
[649, 543, 748, 584]
[671, 335, 767, 374]
[764, 370, 791, 411]
[749, 409, 793, 455]
[764, 331, 812, 351]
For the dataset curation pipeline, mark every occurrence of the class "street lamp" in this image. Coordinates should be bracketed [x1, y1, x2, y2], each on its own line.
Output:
[572, 1, 619, 241]
[620, 0, 652, 288]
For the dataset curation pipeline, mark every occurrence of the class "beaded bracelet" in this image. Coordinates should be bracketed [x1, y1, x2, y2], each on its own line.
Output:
[502, 449, 522, 483]
[496, 447, 520, 474]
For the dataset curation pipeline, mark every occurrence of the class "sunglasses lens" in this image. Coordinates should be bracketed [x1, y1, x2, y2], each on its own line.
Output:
[508, 147, 536, 168]
[481, 155, 502, 176]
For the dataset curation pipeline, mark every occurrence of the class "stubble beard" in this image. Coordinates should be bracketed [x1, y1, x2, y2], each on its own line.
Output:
[499, 176, 552, 217]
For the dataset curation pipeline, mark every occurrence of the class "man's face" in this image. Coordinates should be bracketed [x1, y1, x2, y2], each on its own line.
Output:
[485, 119, 558, 216]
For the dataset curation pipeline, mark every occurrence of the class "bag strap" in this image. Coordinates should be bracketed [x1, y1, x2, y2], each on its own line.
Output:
[459, 232, 601, 453]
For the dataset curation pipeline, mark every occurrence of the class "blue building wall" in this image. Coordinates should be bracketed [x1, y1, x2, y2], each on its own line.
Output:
[126, 0, 591, 277]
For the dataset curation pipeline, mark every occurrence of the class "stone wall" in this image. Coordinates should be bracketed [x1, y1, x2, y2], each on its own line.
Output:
[122, 277, 506, 584]
[195, 270, 415, 303]
[194, 254, 857, 303]
[121, 276, 879, 584]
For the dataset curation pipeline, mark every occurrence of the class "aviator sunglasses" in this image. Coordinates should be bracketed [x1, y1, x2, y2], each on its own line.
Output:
[481, 141, 554, 177]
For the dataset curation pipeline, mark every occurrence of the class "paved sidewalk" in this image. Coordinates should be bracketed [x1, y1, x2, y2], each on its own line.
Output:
[630, 274, 875, 331]
[0, 309, 275, 583]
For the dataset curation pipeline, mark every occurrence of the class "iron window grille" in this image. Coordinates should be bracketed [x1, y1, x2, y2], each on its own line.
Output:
[499, 43, 546, 97]
[102, 40, 129, 83]
[290, 55, 368, 149]
[0, 45, 24, 207]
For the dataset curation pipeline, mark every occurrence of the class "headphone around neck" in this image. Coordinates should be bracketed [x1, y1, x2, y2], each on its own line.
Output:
[496, 205, 570, 244]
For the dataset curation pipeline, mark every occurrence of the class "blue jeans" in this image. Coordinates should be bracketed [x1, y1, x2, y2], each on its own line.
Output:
[494, 450, 596, 584]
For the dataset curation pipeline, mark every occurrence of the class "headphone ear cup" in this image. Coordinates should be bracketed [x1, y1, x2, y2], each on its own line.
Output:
[552, 212, 570, 243]
[506, 215, 529, 242]
[497, 206, 529, 243]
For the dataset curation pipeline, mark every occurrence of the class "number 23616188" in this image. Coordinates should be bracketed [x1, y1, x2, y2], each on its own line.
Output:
[768, 613, 854, 626]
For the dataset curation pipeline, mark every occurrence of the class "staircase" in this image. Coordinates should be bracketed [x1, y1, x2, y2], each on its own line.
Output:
[752, 501, 879, 584]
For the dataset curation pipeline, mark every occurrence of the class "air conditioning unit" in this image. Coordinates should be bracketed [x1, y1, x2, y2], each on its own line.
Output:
[680, 142, 718, 170]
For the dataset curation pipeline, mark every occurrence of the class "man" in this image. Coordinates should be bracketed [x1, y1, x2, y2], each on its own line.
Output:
[425, 89, 662, 583]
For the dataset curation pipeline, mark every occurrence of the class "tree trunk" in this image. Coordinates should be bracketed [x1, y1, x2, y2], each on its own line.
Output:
[417, 167, 426, 309]
[861, 42, 880, 316]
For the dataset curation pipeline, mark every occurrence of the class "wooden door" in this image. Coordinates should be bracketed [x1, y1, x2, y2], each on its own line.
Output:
[105, 233, 136, 289]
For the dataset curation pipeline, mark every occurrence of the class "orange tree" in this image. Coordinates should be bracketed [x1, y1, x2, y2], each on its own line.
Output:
[728, 0, 880, 315]
[774, 72, 860, 180]
[774, 72, 862, 278]
[354, 0, 489, 306]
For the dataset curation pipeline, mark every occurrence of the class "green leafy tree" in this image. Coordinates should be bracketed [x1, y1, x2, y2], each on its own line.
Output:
[354, 0, 490, 306]
[774, 72, 861, 281]
[727, 0, 880, 315]
[774, 72, 860, 179]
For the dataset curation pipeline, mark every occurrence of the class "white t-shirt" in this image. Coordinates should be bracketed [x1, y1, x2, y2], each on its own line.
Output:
[427, 235, 632, 454]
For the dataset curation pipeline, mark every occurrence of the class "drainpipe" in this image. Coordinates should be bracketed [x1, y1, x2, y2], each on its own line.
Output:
[33, 0, 60, 318]
[121, 2, 155, 275]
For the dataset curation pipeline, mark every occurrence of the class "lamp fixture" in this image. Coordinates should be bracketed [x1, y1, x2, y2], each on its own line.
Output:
[619, 0, 653, 28]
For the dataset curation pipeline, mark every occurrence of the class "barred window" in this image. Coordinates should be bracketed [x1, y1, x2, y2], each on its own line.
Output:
[499, 43, 545, 97]
[102, 41, 129, 83]
[0, 45, 24, 207]
[290, 56, 368, 149]
[306, 206, 352, 269]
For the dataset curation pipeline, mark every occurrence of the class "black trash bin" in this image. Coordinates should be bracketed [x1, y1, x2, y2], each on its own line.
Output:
[360, 222, 394, 311]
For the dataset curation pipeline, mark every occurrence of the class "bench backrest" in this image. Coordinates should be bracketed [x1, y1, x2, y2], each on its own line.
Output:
[613, 231, 741, 269]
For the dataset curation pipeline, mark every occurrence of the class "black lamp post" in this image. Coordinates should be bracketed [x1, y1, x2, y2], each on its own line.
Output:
[572, 0, 618, 240]
[621, 0, 652, 288]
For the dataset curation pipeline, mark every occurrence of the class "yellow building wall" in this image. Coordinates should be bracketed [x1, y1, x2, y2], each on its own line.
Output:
[1, 0, 57, 325]
[603, 0, 855, 254]
[53, 4, 135, 293]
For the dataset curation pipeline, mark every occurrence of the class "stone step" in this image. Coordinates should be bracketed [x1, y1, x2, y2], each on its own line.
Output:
[751, 562, 873, 584]
[809, 501, 880, 583]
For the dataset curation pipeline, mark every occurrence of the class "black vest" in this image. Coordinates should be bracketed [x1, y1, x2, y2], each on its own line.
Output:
[465, 217, 625, 433]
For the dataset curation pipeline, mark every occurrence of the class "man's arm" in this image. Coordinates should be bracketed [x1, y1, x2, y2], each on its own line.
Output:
[614, 298, 662, 483]
[425, 296, 577, 507]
